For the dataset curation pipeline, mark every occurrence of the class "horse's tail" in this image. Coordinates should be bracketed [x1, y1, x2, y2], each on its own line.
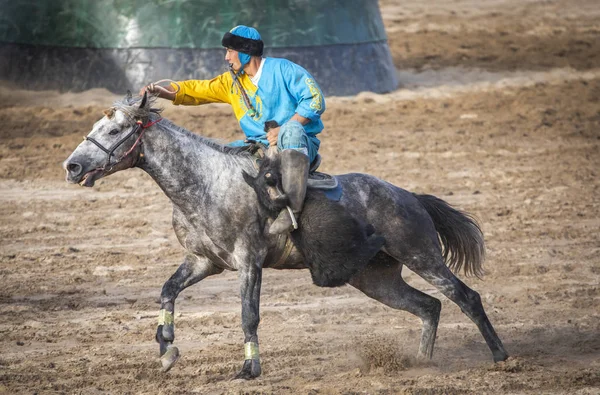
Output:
[414, 194, 485, 278]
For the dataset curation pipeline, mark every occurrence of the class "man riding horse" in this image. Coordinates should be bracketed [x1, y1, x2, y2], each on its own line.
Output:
[140, 25, 325, 235]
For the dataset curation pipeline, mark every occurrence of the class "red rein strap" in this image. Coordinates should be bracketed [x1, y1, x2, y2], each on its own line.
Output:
[141, 118, 162, 128]
[123, 118, 162, 159]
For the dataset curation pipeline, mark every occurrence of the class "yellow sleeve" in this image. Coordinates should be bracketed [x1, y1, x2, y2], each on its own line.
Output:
[172, 73, 232, 106]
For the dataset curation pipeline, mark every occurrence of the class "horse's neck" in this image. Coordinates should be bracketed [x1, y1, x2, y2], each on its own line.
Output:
[138, 123, 253, 209]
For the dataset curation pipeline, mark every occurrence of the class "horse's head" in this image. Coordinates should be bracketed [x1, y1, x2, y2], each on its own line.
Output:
[63, 92, 159, 187]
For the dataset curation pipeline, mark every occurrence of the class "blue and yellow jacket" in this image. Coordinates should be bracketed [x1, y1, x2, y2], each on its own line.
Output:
[171, 57, 325, 147]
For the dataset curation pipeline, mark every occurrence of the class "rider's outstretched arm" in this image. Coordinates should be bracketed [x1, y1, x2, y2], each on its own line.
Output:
[139, 83, 177, 101]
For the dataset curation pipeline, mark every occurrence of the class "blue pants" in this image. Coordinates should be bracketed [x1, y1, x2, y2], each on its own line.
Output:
[277, 120, 320, 164]
[230, 120, 320, 164]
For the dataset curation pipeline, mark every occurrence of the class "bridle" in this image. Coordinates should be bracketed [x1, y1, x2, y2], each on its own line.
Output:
[84, 117, 162, 172]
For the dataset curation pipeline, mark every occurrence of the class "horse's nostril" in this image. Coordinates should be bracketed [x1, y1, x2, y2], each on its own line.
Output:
[67, 162, 82, 175]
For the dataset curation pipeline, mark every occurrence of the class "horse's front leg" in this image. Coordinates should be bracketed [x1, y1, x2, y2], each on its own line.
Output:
[157, 254, 223, 372]
[235, 262, 263, 379]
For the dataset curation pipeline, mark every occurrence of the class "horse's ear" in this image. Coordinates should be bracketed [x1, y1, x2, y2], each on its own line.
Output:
[140, 91, 148, 109]
[241, 170, 256, 187]
[103, 107, 115, 118]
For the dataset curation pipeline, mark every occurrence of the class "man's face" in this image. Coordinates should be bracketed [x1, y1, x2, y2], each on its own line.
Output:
[225, 48, 242, 72]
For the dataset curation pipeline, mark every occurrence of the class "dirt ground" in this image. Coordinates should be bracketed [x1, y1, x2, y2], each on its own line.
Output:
[1, 0, 599, 393]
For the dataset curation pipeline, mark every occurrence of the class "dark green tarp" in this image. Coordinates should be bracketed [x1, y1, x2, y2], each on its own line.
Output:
[0, 0, 398, 96]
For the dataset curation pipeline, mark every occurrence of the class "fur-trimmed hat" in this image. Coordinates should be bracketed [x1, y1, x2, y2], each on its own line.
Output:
[221, 25, 264, 57]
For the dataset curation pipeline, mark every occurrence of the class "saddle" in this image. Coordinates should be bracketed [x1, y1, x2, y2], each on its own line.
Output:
[307, 154, 341, 201]
[247, 142, 341, 200]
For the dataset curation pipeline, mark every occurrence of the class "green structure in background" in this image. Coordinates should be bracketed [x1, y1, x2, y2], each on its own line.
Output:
[0, 0, 398, 96]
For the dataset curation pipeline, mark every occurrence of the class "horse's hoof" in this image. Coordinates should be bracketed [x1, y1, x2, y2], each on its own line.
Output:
[233, 359, 261, 380]
[493, 351, 509, 363]
[233, 370, 253, 380]
[160, 346, 180, 373]
[416, 351, 433, 361]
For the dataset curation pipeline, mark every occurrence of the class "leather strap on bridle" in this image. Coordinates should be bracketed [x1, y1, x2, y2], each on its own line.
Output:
[85, 117, 161, 172]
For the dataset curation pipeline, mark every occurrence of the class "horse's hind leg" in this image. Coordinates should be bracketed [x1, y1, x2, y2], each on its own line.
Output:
[405, 255, 509, 362]
[349, 253, 442, 360]
[157, 255, 223, 372]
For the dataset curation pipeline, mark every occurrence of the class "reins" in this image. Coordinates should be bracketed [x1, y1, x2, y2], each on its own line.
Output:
[228, 66, 257, 117]
[84, 117, 162, 172]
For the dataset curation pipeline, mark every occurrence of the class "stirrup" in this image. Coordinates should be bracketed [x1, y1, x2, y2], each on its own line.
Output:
[269, 206, 298, 235]
[286, 206, 298, 230]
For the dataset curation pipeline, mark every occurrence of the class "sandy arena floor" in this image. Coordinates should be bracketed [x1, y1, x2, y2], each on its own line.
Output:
[1, 0, 599, 393]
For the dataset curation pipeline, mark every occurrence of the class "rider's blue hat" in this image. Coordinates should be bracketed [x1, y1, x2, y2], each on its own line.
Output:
[222, 26, 263, 56]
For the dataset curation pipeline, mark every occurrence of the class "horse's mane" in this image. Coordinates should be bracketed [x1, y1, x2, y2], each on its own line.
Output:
[156, 118, 258, 157]
[112, 94, 257, 158]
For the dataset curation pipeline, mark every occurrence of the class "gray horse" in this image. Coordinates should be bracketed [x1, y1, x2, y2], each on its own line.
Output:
[63, 94, 508, 379]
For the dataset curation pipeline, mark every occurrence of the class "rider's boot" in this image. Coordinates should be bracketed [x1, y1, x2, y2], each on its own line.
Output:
[269, 149, 310, 235]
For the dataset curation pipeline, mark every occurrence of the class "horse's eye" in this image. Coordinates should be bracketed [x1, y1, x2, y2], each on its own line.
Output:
[109, 129, 120, 135]
[265, 173, 277, 186]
